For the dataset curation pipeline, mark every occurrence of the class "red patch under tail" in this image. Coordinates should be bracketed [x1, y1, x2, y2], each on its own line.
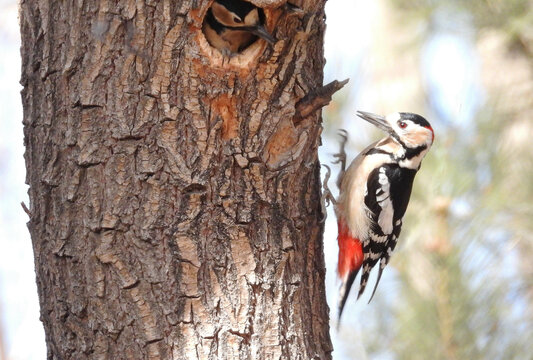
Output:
[337, 219, 364, 323]
[337, 220, 363, 279]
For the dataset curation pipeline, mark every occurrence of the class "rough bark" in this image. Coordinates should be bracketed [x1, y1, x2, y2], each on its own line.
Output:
[20, 0, 333, 359]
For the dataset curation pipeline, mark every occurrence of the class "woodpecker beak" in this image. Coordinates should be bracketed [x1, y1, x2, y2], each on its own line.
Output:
[242, 25, 276, 44]
[356, 111, 394, 135]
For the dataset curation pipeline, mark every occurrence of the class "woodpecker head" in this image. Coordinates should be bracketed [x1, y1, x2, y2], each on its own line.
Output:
[356, 111, 434, 149]
[209, 0, 276, 44]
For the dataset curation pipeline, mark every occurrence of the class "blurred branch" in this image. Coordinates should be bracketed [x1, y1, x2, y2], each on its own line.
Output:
[21, 201, 31, 217]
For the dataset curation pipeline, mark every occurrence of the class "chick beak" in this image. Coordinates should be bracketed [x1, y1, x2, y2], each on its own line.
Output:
[248, 25, 276, 44]
[356, 111, 394, 135]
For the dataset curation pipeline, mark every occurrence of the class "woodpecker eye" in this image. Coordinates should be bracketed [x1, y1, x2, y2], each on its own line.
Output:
[233, 17, 243, 23]
[398, 121, 407, 129]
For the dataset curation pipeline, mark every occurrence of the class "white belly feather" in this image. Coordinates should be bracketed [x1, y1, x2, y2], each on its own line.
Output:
[335, 140, 397, 239]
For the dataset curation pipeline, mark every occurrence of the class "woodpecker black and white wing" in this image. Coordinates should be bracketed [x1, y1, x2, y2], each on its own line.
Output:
[367, 220, 402, 302]
[357, 163, 417, 300]
[356, 166, 392, 299]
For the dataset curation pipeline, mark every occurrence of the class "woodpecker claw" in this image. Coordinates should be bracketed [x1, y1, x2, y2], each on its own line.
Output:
[332, 129, 348, 188]
[220, 49, 234, 65]
[320, 164, 336, 223]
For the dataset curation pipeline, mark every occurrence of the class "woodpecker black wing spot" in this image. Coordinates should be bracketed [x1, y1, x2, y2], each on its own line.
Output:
[370, 232, 387, 243]
[366, 166, 394, 236]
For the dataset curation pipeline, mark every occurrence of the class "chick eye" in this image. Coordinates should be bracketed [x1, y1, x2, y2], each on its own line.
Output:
[398, 121, 407, 129]
[233, 17, 243, 23]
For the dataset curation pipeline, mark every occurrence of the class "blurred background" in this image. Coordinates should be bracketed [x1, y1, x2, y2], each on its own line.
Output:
[321, 0, 533, 359]
[1, 0, 532, 359]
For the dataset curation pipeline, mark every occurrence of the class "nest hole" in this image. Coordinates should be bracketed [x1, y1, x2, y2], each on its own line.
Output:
[201, 0, 274, 56]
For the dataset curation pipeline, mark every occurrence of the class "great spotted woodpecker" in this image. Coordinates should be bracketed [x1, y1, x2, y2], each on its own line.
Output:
[323, 111, 434, 321]
[203, 0, 276, 55]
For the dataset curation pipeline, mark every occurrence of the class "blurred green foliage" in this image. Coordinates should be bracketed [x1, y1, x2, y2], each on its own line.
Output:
[391, 0, 533, 55]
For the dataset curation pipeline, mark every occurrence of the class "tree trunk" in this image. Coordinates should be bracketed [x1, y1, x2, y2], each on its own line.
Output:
[20, 0, 333, 359]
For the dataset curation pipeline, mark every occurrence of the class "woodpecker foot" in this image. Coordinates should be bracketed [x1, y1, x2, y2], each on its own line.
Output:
[332, 129, 348, 187]
[293, 78, 349, 124]
[320, 164, 336, 223]
[220, 48, 236, 64]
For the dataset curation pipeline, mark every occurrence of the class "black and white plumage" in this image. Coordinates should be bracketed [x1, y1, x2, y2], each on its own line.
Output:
[324, 111, 434, 322]
[202, 0, 276, 55]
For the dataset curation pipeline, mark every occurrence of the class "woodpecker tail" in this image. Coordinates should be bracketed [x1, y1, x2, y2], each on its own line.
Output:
[338, 270, 357, 323]
[367, 263, 385, 303]
[366, 239, 398, 303]
[356, 264, 370, 300]
[337, 220, 363, 322]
